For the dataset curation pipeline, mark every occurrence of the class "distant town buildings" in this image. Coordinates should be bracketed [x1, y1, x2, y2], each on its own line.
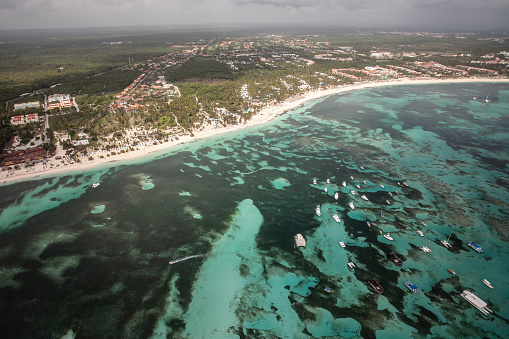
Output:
[47, 94, 74, 110]
[14, 102, 40, 110]
[10, 113, 39, 126]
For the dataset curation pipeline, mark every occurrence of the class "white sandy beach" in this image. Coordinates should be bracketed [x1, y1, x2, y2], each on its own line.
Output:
[3, 77, 508, 185]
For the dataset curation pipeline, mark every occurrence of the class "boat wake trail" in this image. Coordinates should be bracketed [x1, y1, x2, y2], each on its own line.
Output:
[169, 254, 204, 265]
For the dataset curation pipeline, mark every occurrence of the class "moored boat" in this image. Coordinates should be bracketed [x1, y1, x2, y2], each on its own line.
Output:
[380, 184, 384, 188]
[92, 182, 100, 188]
[342, 181, 347, 187]
[324, 287, 332, 293]
[368, 279, 384, 293]
[315, 205, 321, 216]
[356, 184, 361, 189]
[333, 214, 341, 223]
[448, 268, 456, 275]
[349, 202, 355, 210]
[334, 192, 339, 200]
[361, 194, 369, 201]
[326, 178, 330, 184]
[324, 187, 327, 192]
[351, 190, 356, 195]
[461, 290, 493, 315]
[405, 281, 419, 293]
[482, 279, 493, 289]
[388, 251, 402, 266]
[386, 200, 391, 205]
[416, 230, 424, 236]
[294, 234, 306, 247]
[339, 241, 346, 248]
[347, 262, 356, 268]
[366, 221, 371, 227]
[313, 178, 317, 185]
[384, 233, 394, 241]
[421, 246, 432, 253]
[468, 242, 483, 253]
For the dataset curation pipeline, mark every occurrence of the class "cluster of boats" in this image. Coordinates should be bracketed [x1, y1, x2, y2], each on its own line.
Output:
[309, 175, 492, 303]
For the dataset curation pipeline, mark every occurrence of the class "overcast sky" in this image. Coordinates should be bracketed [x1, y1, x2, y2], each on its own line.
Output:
[0, 0, 508, 31]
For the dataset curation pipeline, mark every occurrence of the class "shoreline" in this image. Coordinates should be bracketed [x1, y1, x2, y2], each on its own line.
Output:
[3, 77, 509, 185]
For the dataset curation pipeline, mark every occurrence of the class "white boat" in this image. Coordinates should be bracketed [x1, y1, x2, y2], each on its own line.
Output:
[342, 181, 347, 187]
[473, 96, 477, 100]
[421, 222, 427, 227]
[361, 194, 369, 201]
[349, 202, 355, 210]
[403, 182, 409, 187]
[92, 182, 100, 188]
[351, 190, 356, 195]
[482, 279, 493, 289]
[483, 94, 491, 103]
[388, 192, 393, 197]
[315, 205, 321, 216]
[441, 240, 452, 248]
[356, 184, 361, 189]
[360, 166, 365, 169]
[347, 262, 356, 268]
[313, 178, 317, 185]
[339, 241, 346, 248]
[350, 176, 354, 180]
[416, 230, 424, 236]
[324, 187, 328, 192]
[334, 192, 339, 200]
[333, 214, 341, 223]
[384, 233, 394, 241]
[294, 234, 306, 247]
[380, 184, 384, 188]
[386, 200, 391, 205]
[326, 178, 330, 184]
[461, 290, 493, 315]
[420, 246, 432, 253]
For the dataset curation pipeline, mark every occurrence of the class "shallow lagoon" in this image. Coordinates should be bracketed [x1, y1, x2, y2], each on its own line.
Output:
[0, 83, 508, 338]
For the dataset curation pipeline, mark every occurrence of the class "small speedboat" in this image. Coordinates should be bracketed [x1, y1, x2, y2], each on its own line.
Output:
[386, 200, 391, 205]
[384, 233, 393, 241]
[380, 184, 385, 188]
[342, 181, 347, 187]
[416, 230, 424, 236]
[380, 211, 384, 218]
[361, 194, 369, 201]
[482, 279, 493, 289]
[326, 178, 330, 184]
[350, 176, 354, 180]
[334, 192, 339, 200]
[421, 222, 427, 227]
[313, 179, 317, 185]
[366, 221, 371, 227]
[324, 287, 332, 293]
[356, 184, 361, 189]
[448, 268, 456, 275]
[351, 190, 356, 195]
[349, 202, 355, 210]
[405, 281, 419, 293]
[388, 192, 393, 197]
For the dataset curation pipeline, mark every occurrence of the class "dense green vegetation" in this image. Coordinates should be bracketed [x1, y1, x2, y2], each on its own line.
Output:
[167, 57, 236, 82]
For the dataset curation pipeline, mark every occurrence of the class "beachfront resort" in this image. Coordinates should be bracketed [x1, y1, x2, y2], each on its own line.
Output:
[1, 30, 508, 182]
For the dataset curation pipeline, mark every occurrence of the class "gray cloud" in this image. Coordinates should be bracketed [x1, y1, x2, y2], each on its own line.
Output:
[0, 0, 508, 30]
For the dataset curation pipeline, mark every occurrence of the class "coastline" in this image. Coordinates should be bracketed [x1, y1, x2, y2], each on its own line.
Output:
[3, 77, 508, 185]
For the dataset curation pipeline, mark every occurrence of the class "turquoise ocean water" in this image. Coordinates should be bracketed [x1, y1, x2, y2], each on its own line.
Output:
[0, 83, 508, 338]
